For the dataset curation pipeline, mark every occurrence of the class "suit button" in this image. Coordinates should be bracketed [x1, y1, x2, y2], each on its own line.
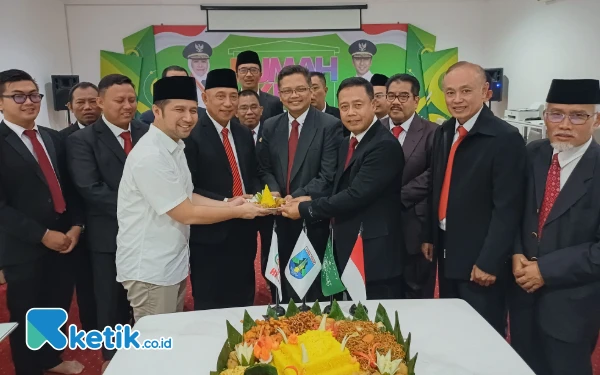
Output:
[531, 232, 538, 238]
[48, 199, 52, 203]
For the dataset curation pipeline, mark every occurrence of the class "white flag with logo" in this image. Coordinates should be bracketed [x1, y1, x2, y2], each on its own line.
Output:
[264, 228, 282, 302]
[284, 228, 322, 300]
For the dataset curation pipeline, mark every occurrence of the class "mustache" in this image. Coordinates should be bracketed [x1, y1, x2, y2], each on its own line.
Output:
[552, 130, 575, 137]
[391, 105, 403, 111]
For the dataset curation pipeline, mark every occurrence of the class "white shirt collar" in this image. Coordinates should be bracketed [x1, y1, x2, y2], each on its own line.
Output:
[3, 119, 39, 137]
[455, 105, 483, 134]
[206, 111, 231, 134]
[77, 122, 86, 130]
[288, 107, 310, 126]
[252, 122, 261, 135]
[352, 116, 378, 143]
[321, 103, 328, 113]
[102, 114, 130, 138]
[554, 137, 592, 168]
[392, 112, 416, 132]
[149, 125, 183, 154]
[380, 114, 389, 121]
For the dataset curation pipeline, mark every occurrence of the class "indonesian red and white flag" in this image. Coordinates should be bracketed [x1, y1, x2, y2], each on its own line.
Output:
[341, 231, 367, 302]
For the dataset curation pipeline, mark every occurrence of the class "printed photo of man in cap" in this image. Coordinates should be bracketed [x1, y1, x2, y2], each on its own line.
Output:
[348, 39, 377, 82]
[183, 40, 213, 108]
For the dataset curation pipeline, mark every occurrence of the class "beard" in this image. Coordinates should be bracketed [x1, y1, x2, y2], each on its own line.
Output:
[550, 141, 574, 152]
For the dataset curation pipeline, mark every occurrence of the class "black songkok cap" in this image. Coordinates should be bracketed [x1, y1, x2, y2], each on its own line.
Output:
[370, 73, 389, 87]
[546, 79, 600, 105]
[236, 51, 261, 69]
[204, 69, 238, 90]
[153, 76, 198, 103]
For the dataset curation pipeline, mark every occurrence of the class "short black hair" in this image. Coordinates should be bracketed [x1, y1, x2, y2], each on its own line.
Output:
[310, 71, 326, 87]
[0, 69, 39, 96]
[68, 82, 99, 103]
[386, 73, 420, 97]
[153, 99, 171, 112]
[239, 89, 260, 102]
[337, 77, 374, 100]
[98, 74, 135, 95]
[162, 66, 188, 78]
[277, 65, 310, 87]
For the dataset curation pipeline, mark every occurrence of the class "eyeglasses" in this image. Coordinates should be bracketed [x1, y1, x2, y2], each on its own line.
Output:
[544, 111, 597, 125]
[374, 93, 386, 100]
[1, 94, 44, 104]
[239, 105, 261, 113]
[279, 87, 311, 97]
[386, 93, 412, 103]
[238, 68, 260, 76]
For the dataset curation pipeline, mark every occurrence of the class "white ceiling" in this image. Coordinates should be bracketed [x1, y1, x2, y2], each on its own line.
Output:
[59, 0, 491, 4]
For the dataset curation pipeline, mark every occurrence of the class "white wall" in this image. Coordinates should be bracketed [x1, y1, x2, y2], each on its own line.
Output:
[484, 0, 600, 110]
[0, 0, 72, 129]
[65, 0, 489, 85]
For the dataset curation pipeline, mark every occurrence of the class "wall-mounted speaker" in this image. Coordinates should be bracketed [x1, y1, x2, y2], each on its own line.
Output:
[51, 75, 79, 111]
[485, 68, 504, 102]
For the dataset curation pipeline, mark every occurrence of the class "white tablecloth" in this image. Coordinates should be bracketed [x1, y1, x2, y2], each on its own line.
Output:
[104, 299, 534, 375]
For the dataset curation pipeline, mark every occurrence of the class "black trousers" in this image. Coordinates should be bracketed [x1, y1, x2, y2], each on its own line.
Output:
[191, 231, 256, 311]
[72, 240, 97, 331]
[3, 252, 75, 375]
[366, 275, 405, 300]
[403, 252, 436, 299]
[90, 252, 130, 361]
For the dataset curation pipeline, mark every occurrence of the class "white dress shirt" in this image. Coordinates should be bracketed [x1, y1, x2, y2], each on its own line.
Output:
[3, 120, 55, 172]
[288, 107, 309, 138]
[554, 137, 592, 190]
[116, 125, 193, 286]
[357, 71, 374, 82]
[350, 116, 378, 143]
[207, 112, 246, 194]
[440, 105, 483, 231]
[102, 114, 131, 149]
[391, 112, 416, 146]
[251, 123, 261, 144]
[77, 122, 86, 130]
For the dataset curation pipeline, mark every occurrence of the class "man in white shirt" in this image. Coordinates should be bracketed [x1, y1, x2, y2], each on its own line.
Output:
[510, 79, 600, 375]
[348, 39, 376, 82]
[117, 76, 268, 320]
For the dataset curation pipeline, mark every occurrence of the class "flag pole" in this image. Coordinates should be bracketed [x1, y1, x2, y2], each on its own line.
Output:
[323, 220, 336, 314]
[300, 296, 310, 312]
[274, 289, 285, 317]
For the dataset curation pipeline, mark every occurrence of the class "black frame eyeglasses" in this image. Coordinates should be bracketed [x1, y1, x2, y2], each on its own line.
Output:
[1, 94, 44, 104]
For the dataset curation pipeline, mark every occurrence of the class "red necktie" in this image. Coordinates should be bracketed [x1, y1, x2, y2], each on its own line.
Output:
[392, 126, 404, 139]
[23, 130, 66, 213]
[221, 128, 244, 197]
[538, 154, 561, 237]
[287, 120, 300, 195]
[120, 131, 133, 155]
[344, 137, 359, 169]
[438, 125, 468, 221]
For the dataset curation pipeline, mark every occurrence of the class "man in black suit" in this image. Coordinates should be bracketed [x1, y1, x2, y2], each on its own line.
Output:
[0, 69, 85, 374]
[235, 50, 284, 125]
[66, 74, 149, 370]
[386, 74, 438, 299]
[422, 62, 526, 334]
[184, 69, 261, 310]
[510, 79, 600, 375]
[310, 71, 341, 119]
[371, 73, 390, 129]
[281, 77, 405, 299]
[60, 81, 101, 332]
[237, 90, 263, 145]
[139, 66, 206, 125]
[257, 65, 342, 302]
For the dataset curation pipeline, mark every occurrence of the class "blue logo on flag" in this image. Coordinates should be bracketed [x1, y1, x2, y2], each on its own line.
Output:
[289, 247, 315, 279]
[26, 308, 68, 350]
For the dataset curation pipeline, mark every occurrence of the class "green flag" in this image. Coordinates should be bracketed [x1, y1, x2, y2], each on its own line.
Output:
[321, 233, 346, 296]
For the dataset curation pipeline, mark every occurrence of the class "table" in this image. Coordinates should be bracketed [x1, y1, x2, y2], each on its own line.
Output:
[0, 322, 17, 343]
[105, 299, 535, 375]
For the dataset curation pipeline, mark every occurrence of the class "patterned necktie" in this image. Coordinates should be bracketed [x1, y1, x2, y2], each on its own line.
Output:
[392, 126, 404, 139]
[345, 137, 359, 169]
[221, 128, 244, 197]
[252, 129, 256, 145]
[287, 120, 300, 195]
[438, 125, 468, 221]
[120, 131, 133, 155]
[538, 154, 561, 237]
[23, 130, 66, 213]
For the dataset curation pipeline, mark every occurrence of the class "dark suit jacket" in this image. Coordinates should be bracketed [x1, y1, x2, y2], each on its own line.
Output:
[516, 139, 600, 343]
[397, 115, 438, 255]
[257, 106, 342, 199]
[139, 107, 206, 125]
[66, 118, 149, 253]
[259, 91, 284, 124]
[324, 104, 340, 119]
[184, 113, 260, 246]
[0, 121, 84, 267]
[424, 105, 527, 279]
[299, 121, 405, 281]
[60, 122, 82, 137]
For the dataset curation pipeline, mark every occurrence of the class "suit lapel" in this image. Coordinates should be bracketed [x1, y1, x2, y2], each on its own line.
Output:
[380, 117, 391, 131]
[274, 115, 289, 185]
[344, 121, 381, 172]
[231, 123, 249, 183]
[200, 115, 231, 175]
[402, 115, 423, 161]
[533, 142, 553, 209]
[131, 121, 145, 144]
[0, 121, 48, 186]
[38, 128, 61, 181]
[334, 138, 349, 191]
[95, 120, 126, 164]
[544, 142, 598, 226]
[290, 108, 317, 183]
